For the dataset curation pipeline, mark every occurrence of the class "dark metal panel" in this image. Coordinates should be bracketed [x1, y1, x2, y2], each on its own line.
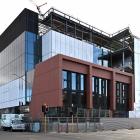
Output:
[0, 8, 38, 52]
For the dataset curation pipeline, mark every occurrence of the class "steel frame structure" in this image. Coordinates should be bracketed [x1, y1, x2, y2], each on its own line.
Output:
[37, 7, 134, 73]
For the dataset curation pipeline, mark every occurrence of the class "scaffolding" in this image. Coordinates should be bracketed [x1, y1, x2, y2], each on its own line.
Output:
[38, 7, 134, 73]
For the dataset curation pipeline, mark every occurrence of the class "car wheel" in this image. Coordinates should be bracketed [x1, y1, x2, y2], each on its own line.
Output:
[11, 127, 14, 132]
[3, 127, 7, 131]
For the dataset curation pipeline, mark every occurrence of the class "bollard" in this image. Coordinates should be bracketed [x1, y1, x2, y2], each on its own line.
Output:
[57, 118, 60, 133]
[44, 115, 47, 134]
[66, 117, 69, 133]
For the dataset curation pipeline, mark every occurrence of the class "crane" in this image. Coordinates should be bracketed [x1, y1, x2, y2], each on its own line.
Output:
[29, 0, 47, 20]
[29, 0, 49, 36]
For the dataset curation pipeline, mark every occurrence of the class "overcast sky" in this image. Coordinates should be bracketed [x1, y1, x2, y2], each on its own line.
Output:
[0, 0, 140, 37]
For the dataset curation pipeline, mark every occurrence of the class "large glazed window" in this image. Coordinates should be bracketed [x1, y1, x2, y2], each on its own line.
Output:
[62, 70, 85, 108]
[116, 82, 128, 111]
[62, 71, 68, 89]
[93, 45, 109, 67]
[72, 73, 76, 90]
[93, 45, 102, 65]
[92, 77, 109, 110]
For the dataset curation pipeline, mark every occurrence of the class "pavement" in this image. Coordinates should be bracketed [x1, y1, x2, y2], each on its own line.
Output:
[1, 129, 140, 140]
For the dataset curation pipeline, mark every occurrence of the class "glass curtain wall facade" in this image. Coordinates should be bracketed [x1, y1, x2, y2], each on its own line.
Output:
[42, 30, 93, 63]
[0, 31, 37, 110]
[42, 30, 110, 66]
[25, 32, 37, 103]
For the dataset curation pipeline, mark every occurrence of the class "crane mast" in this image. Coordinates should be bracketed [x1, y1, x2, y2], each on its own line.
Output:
[29, 0, 48, 36]
[29, 0, 47, 20]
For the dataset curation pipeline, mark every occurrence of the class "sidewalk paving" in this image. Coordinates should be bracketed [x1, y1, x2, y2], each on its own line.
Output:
[1, 129, 140, 140]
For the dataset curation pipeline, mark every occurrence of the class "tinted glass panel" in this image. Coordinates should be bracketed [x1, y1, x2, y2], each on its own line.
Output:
[62, 70, 85, 108]
[72, 73, 76, 90]
[92, 77, 109, 109]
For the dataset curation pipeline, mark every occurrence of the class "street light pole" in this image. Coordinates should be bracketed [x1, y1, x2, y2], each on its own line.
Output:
[71, 103, 74, 132]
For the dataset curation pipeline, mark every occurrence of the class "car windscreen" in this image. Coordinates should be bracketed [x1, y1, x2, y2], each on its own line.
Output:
[12, 120, 23, 124]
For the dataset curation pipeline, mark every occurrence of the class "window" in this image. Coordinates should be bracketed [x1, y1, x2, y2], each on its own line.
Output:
[116, 82, 129, 111]
[99, 79, 102, 95]
[95, 77, 99, 94]
[62, 71, 67, 89]
[116, 82, 120, 96]
[101, 79, 106, 96]
[72, 73, 76, 90]
[62, 70, 85, 108]
[92, 77, 94, 93]
[117, 98, 120, 103]
[92, 76, 109, 109]
[62, 71, 85, 91]
[80, 74, 84, 91]
[93, 45, 109, 67]
[93, 46, 102, 65]
[122, 99, 125, 104]
[102, 47, 109, 67]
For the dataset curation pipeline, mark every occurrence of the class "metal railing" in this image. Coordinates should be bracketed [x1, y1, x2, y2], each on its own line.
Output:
[40, 107, 111, 118]
[41, 117, 102, 133]
[43, 7, 111, 37]
[23, 117, 140, 133]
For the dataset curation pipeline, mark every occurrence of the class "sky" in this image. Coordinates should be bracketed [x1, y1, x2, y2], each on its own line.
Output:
[0, 0, 140, 37]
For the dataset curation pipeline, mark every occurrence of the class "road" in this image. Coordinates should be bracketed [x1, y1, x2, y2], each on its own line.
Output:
[1, 129, 140, 140]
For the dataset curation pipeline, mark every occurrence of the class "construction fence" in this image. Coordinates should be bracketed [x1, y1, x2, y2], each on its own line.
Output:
[24, 117, 140, 133]
[29, 117, 102, 133]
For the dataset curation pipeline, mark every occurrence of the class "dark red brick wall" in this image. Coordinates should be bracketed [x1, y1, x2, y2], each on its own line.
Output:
[30, 54, 134, 119]
[30, 55, 63, 119]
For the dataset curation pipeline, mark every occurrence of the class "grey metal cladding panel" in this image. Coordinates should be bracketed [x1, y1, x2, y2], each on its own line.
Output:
[0, 8, 38, 52]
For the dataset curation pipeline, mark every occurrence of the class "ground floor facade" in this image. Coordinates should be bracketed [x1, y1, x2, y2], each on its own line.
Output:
[30, 54, 134, 120]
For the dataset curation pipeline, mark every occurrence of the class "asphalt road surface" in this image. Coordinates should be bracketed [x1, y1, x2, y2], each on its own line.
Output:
[1, 129, 140, 140]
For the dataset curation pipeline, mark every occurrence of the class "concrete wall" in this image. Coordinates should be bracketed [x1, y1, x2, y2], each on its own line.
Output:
[101, 118, 140, 130]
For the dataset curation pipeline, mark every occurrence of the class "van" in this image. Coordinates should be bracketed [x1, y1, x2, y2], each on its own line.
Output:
[1, 114, 25, 131]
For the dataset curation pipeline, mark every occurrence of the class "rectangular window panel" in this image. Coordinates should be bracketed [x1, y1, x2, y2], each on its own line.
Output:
[116, 82, 129, 111]
[62, 71, 67, 89]
[92, 77, 94, 93]
[99, 79, 101, 95]
[62, 70, 85, 108]
[80, 74, 84, 91]
[72, 73, 76, 90]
